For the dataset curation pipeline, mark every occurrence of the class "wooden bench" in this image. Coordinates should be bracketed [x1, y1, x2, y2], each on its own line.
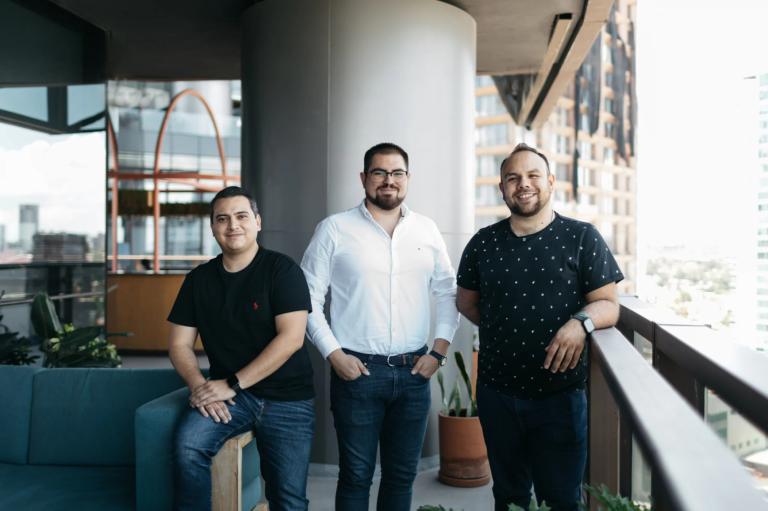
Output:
[212, 431, 268, 511]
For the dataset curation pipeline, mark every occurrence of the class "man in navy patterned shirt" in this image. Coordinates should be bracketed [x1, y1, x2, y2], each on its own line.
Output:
[456, 143, 623, 511]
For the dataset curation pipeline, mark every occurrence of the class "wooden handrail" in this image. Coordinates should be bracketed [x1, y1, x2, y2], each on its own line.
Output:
[591, 326, 768, 510]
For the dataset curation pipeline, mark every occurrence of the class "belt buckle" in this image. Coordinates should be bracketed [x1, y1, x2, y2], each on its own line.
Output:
[386, 354, 395, 367]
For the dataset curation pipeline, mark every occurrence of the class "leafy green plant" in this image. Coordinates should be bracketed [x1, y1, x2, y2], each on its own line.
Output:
[436, 351, 478, 417]
[418, 499, 549, 511]
[583, 484, 652, 511]
[455, 351, 477, 416]
[31, 293, 121, 368]
[509, 498, 551, 511]
[0, 294, 38, 365]
[436, 370, 450, 415]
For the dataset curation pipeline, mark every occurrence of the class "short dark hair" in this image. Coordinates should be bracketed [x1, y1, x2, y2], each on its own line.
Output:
[209, 186, 259, 223]
[500, 143, 551, 175]
[363, 142, 409, 172]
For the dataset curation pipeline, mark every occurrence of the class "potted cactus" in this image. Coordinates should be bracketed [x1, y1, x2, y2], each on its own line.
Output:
[436, 351, 490, 487]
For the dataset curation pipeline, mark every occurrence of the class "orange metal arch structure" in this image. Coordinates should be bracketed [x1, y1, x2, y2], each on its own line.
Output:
[107, 88, 239, 273]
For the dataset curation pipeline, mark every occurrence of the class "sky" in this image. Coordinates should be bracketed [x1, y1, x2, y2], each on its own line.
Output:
[635, 0, 768, 257]
[0, 125, 105, 242]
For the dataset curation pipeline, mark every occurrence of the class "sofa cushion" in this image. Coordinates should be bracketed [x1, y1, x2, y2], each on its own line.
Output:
[0, 463, 134, 511]
[29, 368, 183, 466]
[0, 366, 42, 464]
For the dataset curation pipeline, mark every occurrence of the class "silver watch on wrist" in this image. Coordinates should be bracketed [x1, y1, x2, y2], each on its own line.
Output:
[571, 311, 595, 335]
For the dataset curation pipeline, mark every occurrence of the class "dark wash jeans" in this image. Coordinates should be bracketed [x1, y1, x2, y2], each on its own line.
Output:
[173, 391, 314, 511]
[477, 383, 587, 511]
[330, 362, 431, 511]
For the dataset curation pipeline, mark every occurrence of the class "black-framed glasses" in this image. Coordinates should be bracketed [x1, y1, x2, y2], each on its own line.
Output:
[366, 169, 409, 181]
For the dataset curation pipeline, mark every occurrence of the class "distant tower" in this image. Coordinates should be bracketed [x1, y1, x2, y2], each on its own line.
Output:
[19, 204, 39, 252]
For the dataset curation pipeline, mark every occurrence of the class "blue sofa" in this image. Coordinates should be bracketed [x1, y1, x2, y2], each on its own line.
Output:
[0, 365, 261, 510]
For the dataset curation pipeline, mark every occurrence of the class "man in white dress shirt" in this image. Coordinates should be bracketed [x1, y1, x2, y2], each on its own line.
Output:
[301, 142, 460, 511]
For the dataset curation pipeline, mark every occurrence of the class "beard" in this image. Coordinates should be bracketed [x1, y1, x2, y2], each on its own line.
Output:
[366, 185, 404, 211]
[505, 190, 551, 217]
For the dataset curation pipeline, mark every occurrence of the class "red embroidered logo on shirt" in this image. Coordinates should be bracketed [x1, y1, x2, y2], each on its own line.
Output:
[252, 302, 259, 311]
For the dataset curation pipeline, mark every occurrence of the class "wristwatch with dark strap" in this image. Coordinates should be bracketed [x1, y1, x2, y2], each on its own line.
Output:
[428, 350, 447, 366]
[226, 374, 241, 393]
[571, 311, 595, 335]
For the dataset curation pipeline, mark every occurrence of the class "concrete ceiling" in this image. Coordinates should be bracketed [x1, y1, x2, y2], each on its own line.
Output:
[49, 0, 587, 80]
[50, 0, 250, 80]
[444, 0, 583, 75]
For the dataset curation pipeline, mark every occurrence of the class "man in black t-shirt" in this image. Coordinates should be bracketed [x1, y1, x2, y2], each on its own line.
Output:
[168, 186, 314, 511]
[457, 144, 623, 511]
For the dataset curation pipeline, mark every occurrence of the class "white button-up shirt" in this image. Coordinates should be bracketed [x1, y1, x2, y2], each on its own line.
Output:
[301, 201, 459, 358]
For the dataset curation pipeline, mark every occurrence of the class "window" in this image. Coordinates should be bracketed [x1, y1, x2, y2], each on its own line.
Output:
[475, 75, 495, 88]
[604, 147, 615, 165]
[475, 93, 506, 117]
[579, 140, 593, 160]
[108, 80, 242, 272]
[475, 123, 508, 147]
[475, 185, 501, 207]
[0, 85, 107, 326]
[476, 154, 505, 177]
[554, 163, 571, 182]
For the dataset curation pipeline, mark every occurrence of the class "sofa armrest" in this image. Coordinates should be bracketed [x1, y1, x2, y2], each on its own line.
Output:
[135, 387, 189, 511]
[135, 387, 262, 511]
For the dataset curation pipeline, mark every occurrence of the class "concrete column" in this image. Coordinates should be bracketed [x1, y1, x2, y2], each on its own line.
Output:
[242, 0, 476, 465]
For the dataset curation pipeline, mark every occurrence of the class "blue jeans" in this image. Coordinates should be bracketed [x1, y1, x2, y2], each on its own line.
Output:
[174, 392, 314, 511]
[477, 383, 587, 511]
[330, 362, 431, 511]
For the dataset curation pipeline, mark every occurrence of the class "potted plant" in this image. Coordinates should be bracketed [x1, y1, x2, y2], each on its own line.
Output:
[436, 350, 491, 487]
[0, 291, 39, 365]
[30, 292, 122, 368]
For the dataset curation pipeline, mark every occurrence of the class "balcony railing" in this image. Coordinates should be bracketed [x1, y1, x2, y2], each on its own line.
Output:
[589, 296, 768, 510]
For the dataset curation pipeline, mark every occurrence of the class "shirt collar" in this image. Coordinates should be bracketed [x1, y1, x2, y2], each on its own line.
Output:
[358, 199, 410, 220]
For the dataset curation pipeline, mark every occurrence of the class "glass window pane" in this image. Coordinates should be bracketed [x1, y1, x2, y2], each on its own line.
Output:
[0, 86, 48, 121]
[67, 84, 105, 128]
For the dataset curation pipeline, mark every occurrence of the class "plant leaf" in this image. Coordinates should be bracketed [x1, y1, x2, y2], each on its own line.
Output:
[30, 292, 62, 339]
[454, 351, 477, 416]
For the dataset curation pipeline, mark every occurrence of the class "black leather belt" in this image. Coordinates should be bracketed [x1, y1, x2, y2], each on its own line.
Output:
[343, 346, 427, 367]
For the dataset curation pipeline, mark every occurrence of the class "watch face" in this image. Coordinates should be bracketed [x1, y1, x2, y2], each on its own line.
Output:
[584, 317, 595, 334]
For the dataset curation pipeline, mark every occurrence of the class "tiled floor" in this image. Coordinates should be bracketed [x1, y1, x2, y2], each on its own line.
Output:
[306, 467, 493, 510]
[122, 355, 495, 510]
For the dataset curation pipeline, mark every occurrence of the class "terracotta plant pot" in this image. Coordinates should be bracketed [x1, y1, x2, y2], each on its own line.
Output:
[438, 411, 491, 487]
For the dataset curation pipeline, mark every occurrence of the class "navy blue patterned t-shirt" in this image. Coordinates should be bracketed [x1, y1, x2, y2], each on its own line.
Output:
[457, 213, 623, 398]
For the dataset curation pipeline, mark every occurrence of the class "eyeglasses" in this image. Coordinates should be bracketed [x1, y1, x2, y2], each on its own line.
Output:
[366, 169, 409, 181]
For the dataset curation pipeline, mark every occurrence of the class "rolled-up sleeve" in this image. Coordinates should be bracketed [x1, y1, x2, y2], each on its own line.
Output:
[429, 224, 459, 343]
[300, 218, 342, 358]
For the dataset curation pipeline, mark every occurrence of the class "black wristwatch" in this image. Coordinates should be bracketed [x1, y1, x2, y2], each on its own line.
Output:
[571, 311, 595, 335]
[226, 374, 242, 393]
[429, 350, 447, 367]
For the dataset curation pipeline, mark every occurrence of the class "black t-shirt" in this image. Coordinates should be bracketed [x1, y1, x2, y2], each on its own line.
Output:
[457, 213, 623, 398]
[168, 247, 314, 401]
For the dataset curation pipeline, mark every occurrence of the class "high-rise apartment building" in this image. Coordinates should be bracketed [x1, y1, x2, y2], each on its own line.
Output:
[474, 1, 637, 294]
[32, 233, 89, 262]
[18, 204, 39, 253]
